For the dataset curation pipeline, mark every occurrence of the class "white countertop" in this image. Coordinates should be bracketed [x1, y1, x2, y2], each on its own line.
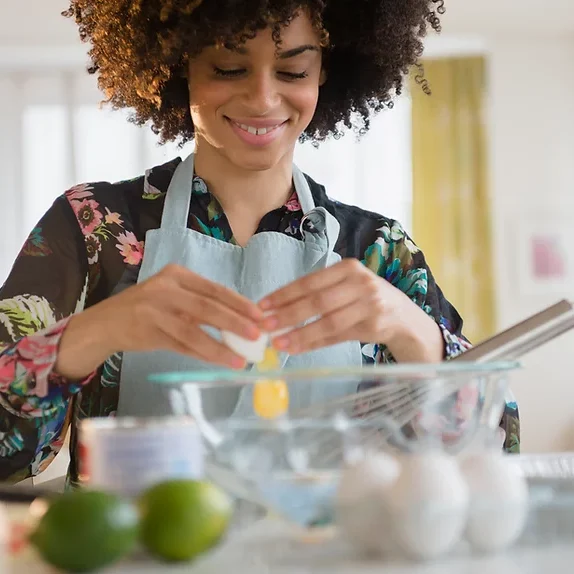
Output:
[10, 453, 574, 573]
[9, 518, 574, 574]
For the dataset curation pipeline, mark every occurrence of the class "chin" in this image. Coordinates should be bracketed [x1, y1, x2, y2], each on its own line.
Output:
[225, 147, 291, 172]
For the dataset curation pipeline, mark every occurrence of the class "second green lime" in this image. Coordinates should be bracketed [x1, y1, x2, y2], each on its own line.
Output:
[139, 479, 233, 562]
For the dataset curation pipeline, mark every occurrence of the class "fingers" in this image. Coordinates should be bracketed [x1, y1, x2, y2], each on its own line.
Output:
[149, 307, 247, 369]
[260, 260, 374, 328]
[146, 265, 262, 340]
[168, 290, 260, 340]
[164, 264, 263, 322]
[262, 281, 363, 332]
[271, 300, 375, 354]
[259, 259, 367, 311]
[125, 266, 262, 367]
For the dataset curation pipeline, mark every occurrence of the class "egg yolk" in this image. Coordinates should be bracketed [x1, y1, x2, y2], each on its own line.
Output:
[253, 347, 289, 419]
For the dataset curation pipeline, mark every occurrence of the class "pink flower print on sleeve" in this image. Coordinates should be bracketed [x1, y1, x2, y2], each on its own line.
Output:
[115, 231, 145, 266]
[104, 208, 124, 227]
[71, 199, 104, 236]
[65, 183, 94, 201]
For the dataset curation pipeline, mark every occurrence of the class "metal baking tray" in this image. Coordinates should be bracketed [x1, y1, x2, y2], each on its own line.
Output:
[517, 453, 574, 480]
[514, 454, 574, 546]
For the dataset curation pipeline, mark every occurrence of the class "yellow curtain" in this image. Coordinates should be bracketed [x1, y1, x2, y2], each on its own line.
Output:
[411, 57, 494, 344]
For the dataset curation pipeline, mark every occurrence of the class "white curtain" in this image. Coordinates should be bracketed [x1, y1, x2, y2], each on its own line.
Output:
[0, 67, 413, 283]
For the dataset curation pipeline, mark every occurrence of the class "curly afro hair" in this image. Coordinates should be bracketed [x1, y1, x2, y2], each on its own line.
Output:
[63, 0, 444, 145]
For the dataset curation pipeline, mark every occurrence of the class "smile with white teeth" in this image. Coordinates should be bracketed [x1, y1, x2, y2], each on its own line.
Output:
[233, 121, 283, 136]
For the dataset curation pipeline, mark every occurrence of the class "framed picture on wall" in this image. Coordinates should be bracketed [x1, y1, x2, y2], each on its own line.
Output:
[516, 213, 574, 296]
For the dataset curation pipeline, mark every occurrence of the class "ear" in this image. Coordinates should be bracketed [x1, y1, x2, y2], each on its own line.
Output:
[319, 68, 327, 86]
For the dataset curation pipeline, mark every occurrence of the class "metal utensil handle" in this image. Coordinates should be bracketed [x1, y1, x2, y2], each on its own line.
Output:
[454, 299, 574, 363]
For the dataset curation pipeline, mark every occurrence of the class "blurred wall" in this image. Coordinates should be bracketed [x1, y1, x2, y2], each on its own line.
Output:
[426, 33, 574, 453]
[488, 36, 574, 452]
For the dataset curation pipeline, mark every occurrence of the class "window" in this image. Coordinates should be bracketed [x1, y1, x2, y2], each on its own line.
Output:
[0, 67, 412, 282]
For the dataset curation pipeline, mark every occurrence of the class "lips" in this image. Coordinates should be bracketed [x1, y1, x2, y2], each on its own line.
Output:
[234, 122, 282, 136]
[228, 118, 287, 136]
[225, 117, 289, 147]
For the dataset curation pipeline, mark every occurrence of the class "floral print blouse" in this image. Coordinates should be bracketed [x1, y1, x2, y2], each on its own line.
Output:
[0, 158, 520, 484]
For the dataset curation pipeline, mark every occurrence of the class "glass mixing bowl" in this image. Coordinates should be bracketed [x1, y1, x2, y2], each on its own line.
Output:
[149, 362, 519, 527]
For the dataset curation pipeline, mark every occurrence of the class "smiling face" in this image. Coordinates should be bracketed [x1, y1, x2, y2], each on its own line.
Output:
[187, 12, 325, 172]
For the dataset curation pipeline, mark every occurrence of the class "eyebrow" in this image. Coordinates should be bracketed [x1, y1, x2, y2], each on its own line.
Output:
[229, 44, 320, 59]
[278, 45, 320, 59]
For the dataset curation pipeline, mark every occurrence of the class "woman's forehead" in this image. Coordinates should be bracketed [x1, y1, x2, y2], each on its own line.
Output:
[209, 12, 322, 53]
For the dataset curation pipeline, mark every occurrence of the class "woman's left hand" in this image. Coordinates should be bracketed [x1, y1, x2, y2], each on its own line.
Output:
[259, 258, 445, 363]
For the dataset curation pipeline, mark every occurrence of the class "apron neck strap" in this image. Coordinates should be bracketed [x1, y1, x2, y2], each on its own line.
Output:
[292, 164, 316, 214]
[160, 153, 196, 229]
[295, 164, 339, 254]
[160, 153, 318, 230]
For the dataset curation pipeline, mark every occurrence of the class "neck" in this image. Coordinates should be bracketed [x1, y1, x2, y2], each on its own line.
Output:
[192, 140, 295, 221]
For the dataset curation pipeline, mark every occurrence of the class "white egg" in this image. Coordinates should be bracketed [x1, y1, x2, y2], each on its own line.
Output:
[221, 311, 292, 365]
[460, 452, 528, 553]
[336, 451, 401, 557]
[388, 452, 469, 561]
[221, 331, 269, 364]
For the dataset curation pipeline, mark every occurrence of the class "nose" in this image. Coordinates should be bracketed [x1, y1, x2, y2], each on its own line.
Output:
[242, 69, 281, 114]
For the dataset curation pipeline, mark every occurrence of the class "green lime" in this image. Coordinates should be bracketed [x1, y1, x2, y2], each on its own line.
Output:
[29, 490, 139, 573]
[139, 480, 233, 562]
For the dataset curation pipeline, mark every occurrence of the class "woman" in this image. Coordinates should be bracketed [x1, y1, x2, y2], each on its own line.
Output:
[0, 0, 520, 483]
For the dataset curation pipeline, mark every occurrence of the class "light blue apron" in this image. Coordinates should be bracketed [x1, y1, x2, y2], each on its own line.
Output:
[117, 153, 362, 419]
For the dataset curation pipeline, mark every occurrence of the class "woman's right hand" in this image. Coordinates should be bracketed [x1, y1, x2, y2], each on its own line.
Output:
[55, 264, 263, 379]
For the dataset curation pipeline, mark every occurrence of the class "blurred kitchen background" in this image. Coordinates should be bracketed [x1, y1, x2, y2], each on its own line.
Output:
[1, 0, 574, 482]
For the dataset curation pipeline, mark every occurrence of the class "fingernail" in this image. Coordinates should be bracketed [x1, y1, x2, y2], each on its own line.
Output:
[263, 315, 278, 331]
[245, 324, 261, 340]
[231, 356, 247, 369]
[273, 336, 290, 351]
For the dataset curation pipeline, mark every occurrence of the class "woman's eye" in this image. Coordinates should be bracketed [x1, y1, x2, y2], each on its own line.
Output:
[214, 67, 245, 78]
[213, 67, 309, 81]
[279, 71, 309, 81]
